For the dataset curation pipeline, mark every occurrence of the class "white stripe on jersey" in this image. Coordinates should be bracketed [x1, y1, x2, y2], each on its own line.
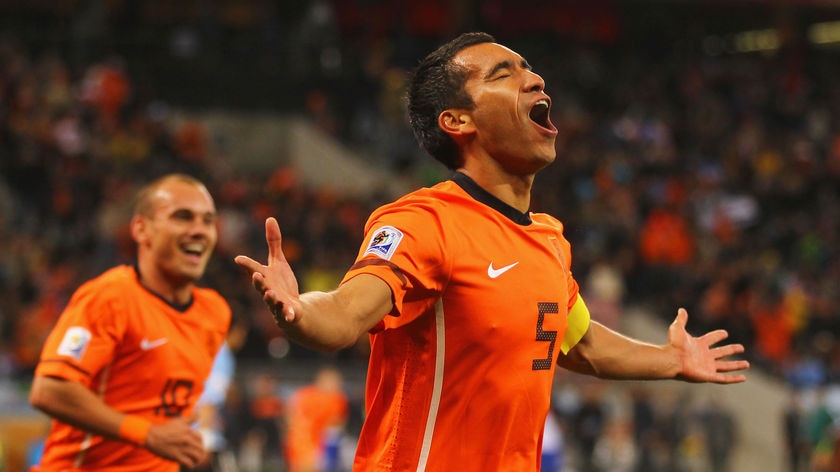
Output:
[416, 299, 446, 471]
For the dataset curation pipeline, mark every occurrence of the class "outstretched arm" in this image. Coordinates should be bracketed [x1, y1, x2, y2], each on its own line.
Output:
[557, 308, 749, 383]
[235, 217, 393, 351]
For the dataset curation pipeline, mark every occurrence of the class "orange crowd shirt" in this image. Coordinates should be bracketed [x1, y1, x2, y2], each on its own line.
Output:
[342, 172, 589, 471]
[284, 385, 349, 467]
[33, 265, 231, 472]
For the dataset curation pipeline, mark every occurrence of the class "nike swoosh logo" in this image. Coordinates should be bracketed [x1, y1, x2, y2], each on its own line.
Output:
[140, 338, 169, 351]
[487, 261, 519, 279]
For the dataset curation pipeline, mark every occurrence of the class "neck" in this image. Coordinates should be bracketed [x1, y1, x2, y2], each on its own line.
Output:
[456, 165, 534, 213]
[135, 263, 193, 306]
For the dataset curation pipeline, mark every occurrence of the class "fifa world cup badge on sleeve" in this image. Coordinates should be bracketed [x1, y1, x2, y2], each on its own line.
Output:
[57, 326, 92, 361]
[364, 226, 403, 260]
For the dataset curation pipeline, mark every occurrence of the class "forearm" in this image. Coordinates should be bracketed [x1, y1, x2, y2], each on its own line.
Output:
[30, 376, 127, 440]
[558, 321, 681, 380]
[32, 376, 208, 466]
[280, 291, 369, 351]
[275, 274, 392, 352]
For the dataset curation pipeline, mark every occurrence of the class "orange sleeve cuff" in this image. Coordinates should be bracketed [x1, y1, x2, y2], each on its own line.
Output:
[118, 415, 152, 446]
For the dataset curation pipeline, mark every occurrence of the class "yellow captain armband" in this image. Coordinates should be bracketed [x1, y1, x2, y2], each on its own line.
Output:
[560, 295, 591, 354]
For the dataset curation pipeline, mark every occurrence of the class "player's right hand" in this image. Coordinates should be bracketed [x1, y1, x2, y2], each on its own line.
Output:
[144, 415, 208, 468]
[234, 217, 302, 324]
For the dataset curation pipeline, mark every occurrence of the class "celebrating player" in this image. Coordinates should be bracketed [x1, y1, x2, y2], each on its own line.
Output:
[235, 32, 749, 471]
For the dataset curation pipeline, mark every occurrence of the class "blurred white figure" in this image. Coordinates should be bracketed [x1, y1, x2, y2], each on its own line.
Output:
[592, 418, 638, 472]
[542, 409, 565, 472]
[584, 261, 625, 331]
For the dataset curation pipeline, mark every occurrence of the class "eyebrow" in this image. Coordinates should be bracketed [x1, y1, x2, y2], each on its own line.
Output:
[485, 58, 532, 79]
[171, 208, 217, 218]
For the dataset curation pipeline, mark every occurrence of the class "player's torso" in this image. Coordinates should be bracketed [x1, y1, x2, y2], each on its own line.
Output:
[440, 204, 571, 376]
[96, 281, 225, 418]
[39, 267, 228, 470]
[427, 196, 570, 462]
[358, 179, 573, 471]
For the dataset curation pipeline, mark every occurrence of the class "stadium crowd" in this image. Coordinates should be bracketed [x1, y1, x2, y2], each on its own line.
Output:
[2, 1, 840, 470]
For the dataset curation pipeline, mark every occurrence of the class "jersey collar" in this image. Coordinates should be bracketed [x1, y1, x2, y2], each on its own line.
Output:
[451, 172, 532, 226]
[133, 265, 194, 312]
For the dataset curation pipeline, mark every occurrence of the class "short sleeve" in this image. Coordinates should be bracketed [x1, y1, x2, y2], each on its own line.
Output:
[341, 198, 449, 327]
[35, 285, 124, 384]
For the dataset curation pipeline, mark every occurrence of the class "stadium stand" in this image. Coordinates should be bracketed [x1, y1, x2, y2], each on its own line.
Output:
[2, 1, 840, 470]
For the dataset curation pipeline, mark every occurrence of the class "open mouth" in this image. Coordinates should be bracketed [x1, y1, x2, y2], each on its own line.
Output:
[529, 99, 551, 129]
[180, 242, 206, 258]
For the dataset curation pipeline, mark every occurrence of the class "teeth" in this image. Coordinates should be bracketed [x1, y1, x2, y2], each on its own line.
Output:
[182, 243, 205, 254]
[535, 99, 549, 109]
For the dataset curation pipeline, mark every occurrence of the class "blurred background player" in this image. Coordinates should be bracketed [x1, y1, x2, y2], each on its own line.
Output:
[28, 173, 232, 471]
[284, 365, 349, 472]
[191, 313, 249, 472]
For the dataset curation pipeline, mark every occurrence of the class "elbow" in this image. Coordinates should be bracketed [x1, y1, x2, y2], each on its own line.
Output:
[561, 360, 601, 378]
[557, 346, 602, 378]
[29, 388, 44, 412]
[29, 376, 53, 413]
[29, 376, 70, 417]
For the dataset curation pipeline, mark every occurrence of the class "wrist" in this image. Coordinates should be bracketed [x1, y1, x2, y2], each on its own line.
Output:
[118, 414, 152, 446]
[663, 345, 686, 380]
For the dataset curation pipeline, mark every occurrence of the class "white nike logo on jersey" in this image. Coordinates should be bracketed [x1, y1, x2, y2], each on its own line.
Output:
[487, 261, 519, 279]
[140, 337, 168, 351]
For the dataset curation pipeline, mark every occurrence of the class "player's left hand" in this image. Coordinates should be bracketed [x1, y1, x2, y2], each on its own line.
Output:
[668, 308, 750, 384]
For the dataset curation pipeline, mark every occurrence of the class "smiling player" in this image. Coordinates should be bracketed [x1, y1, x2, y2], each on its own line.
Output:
[30, 174, 231, 471]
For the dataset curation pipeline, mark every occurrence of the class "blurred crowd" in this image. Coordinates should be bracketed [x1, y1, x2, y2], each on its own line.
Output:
[2, 0, 840, 470]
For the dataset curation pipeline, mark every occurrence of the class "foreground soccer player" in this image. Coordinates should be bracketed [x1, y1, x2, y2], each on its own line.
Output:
[235, 32, 749, 471]
[30, 174, 231, 471]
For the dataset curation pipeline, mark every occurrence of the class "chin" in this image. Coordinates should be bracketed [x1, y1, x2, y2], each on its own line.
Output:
[178, 265, 207, 283]
[527, 154, 556, 173]
[538, 151, 557, 168]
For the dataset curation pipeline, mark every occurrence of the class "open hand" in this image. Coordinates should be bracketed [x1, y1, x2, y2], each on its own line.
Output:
[234, 217, 301, 325]
[669, 308, 750, 384]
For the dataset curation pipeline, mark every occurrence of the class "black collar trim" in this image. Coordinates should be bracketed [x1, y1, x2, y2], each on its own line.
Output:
[451, 172, 532, 225]
[133, 265, 194, 312]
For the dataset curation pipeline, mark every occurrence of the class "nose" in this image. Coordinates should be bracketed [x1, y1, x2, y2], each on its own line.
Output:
[524, 70, 545, 93]
[189, 216, 216, 237]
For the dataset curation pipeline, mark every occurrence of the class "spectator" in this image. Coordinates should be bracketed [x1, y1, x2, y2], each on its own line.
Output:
[591, 418, 638, 472]
[700, 397, 738, 472]
[247, 373, 285, 469]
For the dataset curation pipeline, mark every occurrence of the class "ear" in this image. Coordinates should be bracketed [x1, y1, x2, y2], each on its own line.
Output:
[130, 215, 149, 245]
[438, 109, 475, 137]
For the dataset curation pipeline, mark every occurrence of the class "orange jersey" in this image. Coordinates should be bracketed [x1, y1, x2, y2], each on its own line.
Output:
[342, 173, 587, 471]
[33, 265, 231, 471]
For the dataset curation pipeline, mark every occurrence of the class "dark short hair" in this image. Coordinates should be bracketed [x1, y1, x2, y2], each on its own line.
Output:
[406, 32, 496, 170]
[132, 173, 207, 217]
